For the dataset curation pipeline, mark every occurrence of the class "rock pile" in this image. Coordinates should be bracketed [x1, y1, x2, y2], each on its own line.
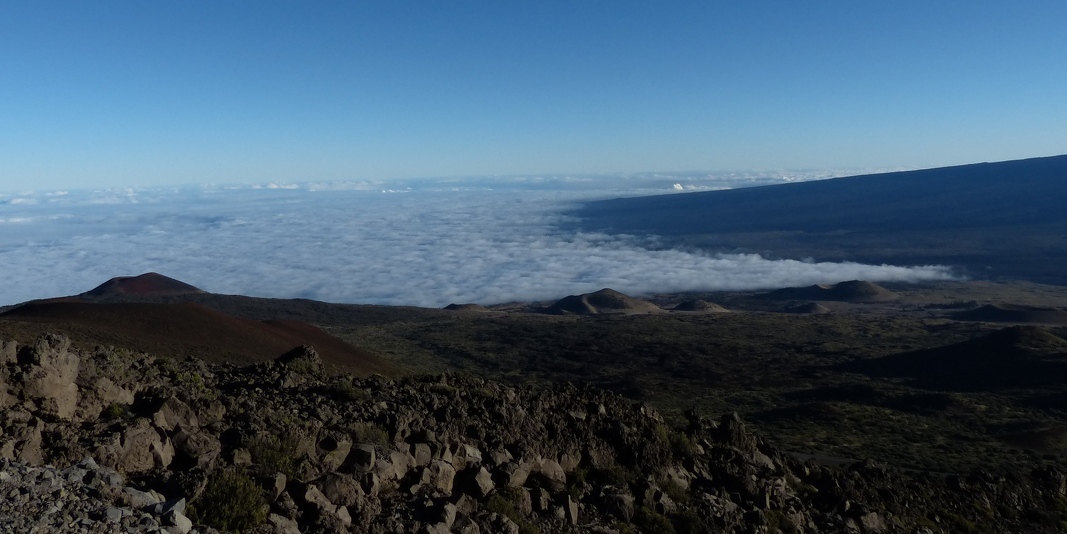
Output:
[0, 457, 198, 533]
[3, 332, 1067, 533]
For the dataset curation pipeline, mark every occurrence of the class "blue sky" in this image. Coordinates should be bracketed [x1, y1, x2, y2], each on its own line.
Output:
[2, 1, 1066, 191]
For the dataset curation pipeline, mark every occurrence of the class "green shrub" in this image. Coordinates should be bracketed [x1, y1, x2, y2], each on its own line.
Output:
[247, 435, 302, 478]
[672, 509, 708, 534]
[101, 403, 130, 420]
[668, 432, 696, 461]
[189, 470, 267, 533]
[633, 507, 675, 534]
[429, 383, 456, 395]
[485, 487, 539, 534]
[943, 512, 978, 533]
[765, 510, 797, 534]
[660, 479, 689, 504]
[350, 421, 390, 450]
[325, 379, 370, 402]
[591, 465, 637, 488]
[567, 467, 589, 498]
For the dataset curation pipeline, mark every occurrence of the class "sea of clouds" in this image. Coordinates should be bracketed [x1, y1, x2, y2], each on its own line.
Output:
[0, 170, 954, 307]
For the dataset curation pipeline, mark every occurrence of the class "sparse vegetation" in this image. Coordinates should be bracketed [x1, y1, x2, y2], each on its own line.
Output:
[324, 377, 370, 402]
[349, 421, 390, 450]
[246, 435, 302, 478]
[101, 402, 130, 420]
[188, 469, 267, 533]
[765, 510, 798, 534]
[668, 431, 696, 461]
[633, 506, 675, 534]
[485, 487, 540, 534]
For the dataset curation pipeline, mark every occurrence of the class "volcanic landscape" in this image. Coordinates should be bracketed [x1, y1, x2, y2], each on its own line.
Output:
[5, 156, 1067, 533]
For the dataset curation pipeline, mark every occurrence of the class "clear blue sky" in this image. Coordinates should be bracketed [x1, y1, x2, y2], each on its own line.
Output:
[2, 1, 1065, 191]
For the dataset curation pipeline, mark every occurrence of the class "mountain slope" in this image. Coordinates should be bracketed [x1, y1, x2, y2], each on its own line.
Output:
[0, 300, 395, 376]
[574, 154, 1067, 283]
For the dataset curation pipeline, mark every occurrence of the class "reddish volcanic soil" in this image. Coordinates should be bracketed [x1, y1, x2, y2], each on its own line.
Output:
[0, 300, 395, 377]
[83, 272, 205, 297]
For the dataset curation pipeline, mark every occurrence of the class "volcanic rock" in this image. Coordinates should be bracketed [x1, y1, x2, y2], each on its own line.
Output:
[1, 331, 1066, 533]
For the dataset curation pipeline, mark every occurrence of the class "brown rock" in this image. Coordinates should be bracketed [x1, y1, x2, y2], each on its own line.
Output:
[153, 396, 199, 432]
[460, 467, 495, 499]
[172, 430, 220, 470]
[96, 418, 173, 473]
[316, 471, 363, 507]
[428, 459, 456, 495]
[18, 334, 80, 420]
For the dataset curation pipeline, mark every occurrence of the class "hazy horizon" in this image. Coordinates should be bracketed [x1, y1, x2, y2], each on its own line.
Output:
[0, 175, 957, 307]
[3, 2, 1066, 191]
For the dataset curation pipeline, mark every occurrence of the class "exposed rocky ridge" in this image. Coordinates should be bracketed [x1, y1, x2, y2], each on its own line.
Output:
[3, 333, 1067, 533]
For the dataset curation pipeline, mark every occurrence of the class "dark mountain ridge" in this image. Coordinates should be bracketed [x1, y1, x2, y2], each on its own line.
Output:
[574, 154, 1067, 283]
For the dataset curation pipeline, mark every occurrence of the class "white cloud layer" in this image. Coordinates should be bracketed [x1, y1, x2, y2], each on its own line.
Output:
[0, 176, 953, 307]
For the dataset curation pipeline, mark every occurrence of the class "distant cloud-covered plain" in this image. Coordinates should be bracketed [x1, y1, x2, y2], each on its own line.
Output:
[0, 172, 954, 307]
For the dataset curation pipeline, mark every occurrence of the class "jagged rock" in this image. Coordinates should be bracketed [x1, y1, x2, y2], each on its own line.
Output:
[316, 471, 363, 507]
[860, 511, 886, 533]
[460, 466, 495, 499]
[2, 329, 1066, 533]
[266, 513, 302, 534]
[79, 377, 135, 420]
[412, 442, 433, 467]
[530, 457, 566, 492]
[450, 443, 483, 471]
[171, 429, 220, 470]
[1, 416, 44, 464]
[95, 418, 173, 473]
[9, 334, 80, 420]
[427, 459, 456, 495]
[601, 488, 635, 521]
[487, 513, 520, 534]
[152, 396, 199, 432]
[277, 345, 325, 378]
[563, 495, 579, 525]
[163, 509, 193, 534]
[495, 460, 532, 488]
[389, 449, 415, 480]
[343, 443, 375, 473]
[317, 435, 351, 472]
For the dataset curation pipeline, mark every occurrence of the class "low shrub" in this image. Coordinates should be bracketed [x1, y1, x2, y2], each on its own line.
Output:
[350, 421, 390, 450]
[188, 469, 267, 533]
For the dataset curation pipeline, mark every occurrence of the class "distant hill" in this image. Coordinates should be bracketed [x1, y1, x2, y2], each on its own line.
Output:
[842, 326, 1067, 391]
[952, 304, 1067, 325]
[444, 303, 491, 312]
[542, 288, 664, 315]
[783, 302, 832, 314]
[672, 299, 729, 312]
[0, 274, 397, 377]
[83, 272, 205, 297]
[574, 154, 1067, 284]
[764, 280, 897, 302]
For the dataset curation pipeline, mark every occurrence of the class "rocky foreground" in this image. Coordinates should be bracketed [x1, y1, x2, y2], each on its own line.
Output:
[3, 334, 1067, 533]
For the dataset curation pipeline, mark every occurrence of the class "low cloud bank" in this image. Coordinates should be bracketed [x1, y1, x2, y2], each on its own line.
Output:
[0, 179, 953, 307]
